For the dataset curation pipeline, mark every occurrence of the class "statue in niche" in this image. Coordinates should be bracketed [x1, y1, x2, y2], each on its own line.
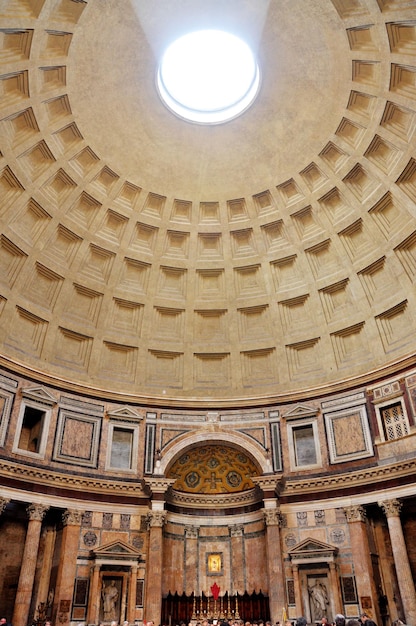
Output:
[308, 579, 329, 620]
[102, 579, 119, 621]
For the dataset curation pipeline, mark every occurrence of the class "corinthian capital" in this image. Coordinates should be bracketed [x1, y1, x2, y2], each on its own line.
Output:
[146, 510, 167, 528]
[62, 509, 83, 526]
[185, 525, 199, 538]
[378, 498, 402, 518]
[230, 523, 244, 537]
[27, 503, 49, 521]
[343, 505, 366, 523]
[0, 497, 10, 515]
[263, 508, 282, 527]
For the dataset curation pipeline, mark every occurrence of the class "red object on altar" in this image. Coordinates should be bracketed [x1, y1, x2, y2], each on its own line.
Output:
[210, 582, 220, 600]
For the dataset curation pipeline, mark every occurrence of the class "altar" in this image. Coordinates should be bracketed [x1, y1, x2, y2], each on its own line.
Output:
[161, 590, 270, 624]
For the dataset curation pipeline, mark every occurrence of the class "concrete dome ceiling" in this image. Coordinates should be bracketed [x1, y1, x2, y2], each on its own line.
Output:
[1, 0, 416, 407]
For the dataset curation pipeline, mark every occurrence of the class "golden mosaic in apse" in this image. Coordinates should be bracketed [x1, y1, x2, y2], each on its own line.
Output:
[167, 445, 260, 494]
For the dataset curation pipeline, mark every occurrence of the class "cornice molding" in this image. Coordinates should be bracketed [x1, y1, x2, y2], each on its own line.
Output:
[168, 487, 262, 508]
[0, 457, 415, 503]
[282, 458, 416, 495]
[0, 459, 147, 498]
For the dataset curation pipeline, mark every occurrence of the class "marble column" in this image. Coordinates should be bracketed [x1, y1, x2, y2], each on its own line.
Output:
[344, 505, 380, 623]
[229, 524, 245, 595]
[52, 509, 82, 626]
[292, 564, 303, 618]
[263, 507, 286, 623]
[128, 564, 139, 624]
[184, 525, 199, 595]
[145, 510, 166, 625]
[378, 499, 416, 626]
[12, 503, 49, 626]
[35, 526, 56, 616]
[87, 564, 101, 625]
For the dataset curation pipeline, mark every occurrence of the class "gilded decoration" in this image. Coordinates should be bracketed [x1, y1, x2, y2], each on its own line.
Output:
[167, 445, 259, 494]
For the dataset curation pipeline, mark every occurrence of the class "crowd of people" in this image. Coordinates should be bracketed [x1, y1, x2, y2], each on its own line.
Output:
[0, 611, 406, 626]
[166, 612, 406, 626]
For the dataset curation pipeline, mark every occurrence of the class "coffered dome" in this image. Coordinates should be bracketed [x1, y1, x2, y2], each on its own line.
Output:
[1, 0, 416, 407]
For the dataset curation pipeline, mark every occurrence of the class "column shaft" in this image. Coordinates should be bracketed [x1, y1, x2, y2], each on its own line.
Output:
[379, 500, 416, 626]
[35, 527, 56, 613]
[12, 504, 49, 626]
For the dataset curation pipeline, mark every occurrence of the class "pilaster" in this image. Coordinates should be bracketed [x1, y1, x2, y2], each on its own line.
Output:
[145, 510, 167, 625]
[185, 526, 199, 595]
[343, 505, 379, 623]
[263, 501, 286, 624]
[229, 524, 245, 594]
[52, 509, 82, 626]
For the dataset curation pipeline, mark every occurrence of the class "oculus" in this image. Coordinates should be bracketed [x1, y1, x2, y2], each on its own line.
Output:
[157, 29, 260, 124]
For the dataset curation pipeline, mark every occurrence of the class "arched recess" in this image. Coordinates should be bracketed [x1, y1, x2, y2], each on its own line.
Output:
[155, 430, 271, 477]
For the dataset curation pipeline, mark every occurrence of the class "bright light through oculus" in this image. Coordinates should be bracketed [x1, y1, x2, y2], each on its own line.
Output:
[157, 30, 260, 124]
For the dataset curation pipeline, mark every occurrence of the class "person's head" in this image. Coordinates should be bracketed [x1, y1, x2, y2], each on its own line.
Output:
[335, 615, 345, 626]
[0, 619, 7, 626]
[361, 615, 369, 623]
[347, 620, 361, 626]
[296, 618, 307, 626]
[322, 619, 328, 625]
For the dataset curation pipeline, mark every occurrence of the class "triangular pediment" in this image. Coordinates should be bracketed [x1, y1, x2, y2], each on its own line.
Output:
[107, 405, 143, 421]
[92, 540, 142, 560]
[289, 537, 338, 563]
[22, 386, 57, 407]
[283, 404, 318, 420]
